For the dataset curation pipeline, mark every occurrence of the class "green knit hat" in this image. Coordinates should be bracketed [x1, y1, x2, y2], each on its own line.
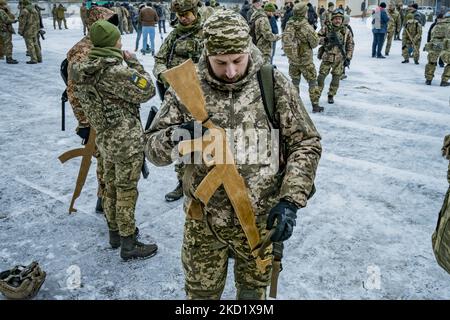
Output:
[264, 3, 276, 12]
[203, 10, 251, 55]
[89, 20, 121, 48]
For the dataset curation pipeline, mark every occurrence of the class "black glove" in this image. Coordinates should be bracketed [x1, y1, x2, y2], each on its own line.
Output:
[172, 121, 209, 145]
[266, 200, 298, 242]
[344, 58, 351, 68]
[76, 127, 90, 145]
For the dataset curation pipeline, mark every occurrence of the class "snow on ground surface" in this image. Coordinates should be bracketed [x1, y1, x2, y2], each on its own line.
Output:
[0, 16, 449, 300]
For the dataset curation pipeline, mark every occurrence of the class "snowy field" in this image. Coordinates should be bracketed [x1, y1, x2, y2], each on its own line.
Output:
[0, 16, 449, 300]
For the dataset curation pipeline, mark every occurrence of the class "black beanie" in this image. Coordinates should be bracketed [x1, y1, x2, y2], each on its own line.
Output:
[380, 2, 386, 8]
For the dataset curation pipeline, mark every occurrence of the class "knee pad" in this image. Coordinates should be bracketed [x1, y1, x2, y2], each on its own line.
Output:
[237, 287, 266, 300]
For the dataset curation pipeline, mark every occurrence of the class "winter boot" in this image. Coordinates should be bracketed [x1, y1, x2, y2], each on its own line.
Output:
[414, 60, 419, 65]
[109, 227, 140, 249]
[425, 79, 432, 85]
[165, 180, 183, 202]
[26, 60, 37, 64]
[95, 197, 103, 214]
[401, 59, 409, 63]
[6, 57, 18, 64]
[120, 234, 158, 261]
[440, 81, 450, 87]
[327, 95, 334, 104]
[340, 74, 347, 80]
[312, 104, 324, 113]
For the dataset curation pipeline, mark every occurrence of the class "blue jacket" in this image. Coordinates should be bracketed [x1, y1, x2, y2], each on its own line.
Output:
[269, 16, 279, 34]
[372, 8, 389, 33]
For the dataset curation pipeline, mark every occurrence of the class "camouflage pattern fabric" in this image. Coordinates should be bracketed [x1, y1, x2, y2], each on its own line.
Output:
[249, 9, 280, 64]
[402, 14, 422, 62]
[182, 218, 273, 299]
[425, 17, 450, 81]
[72, 55, 155, 235]
[385, 8, 400, 55]
[172, 0, 199, 14]
[18, 2, 41, 62]
[145, 41, 321, 299]
[203, 10, 251, 56]
[201, 5, 215, 22]
[56, 5, 67, 29]
[317, 23, 354, 97]
[282, 8, 320, 107]
[0, 4, 15, 59]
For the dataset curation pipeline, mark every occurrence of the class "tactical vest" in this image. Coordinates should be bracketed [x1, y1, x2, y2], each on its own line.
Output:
[167, 30, 203, 68]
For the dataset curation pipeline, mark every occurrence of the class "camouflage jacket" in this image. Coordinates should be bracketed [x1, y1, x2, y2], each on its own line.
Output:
[80, 6, 88, 22]
[67, 36, 93, 127]
[201, 6, 214, 22]
[402, 16, 422, 42]
[429, 17, 450, 50]
[387, 9, 400, 33]
[282, 17, 318, 66]
[153, 21, 203, 83]
[71, 56, 155, 162]
[0, 6, 15, 34]
[145, 45, 322, 226]
[318, 24, 354, 63]
[56, 6, 66, 19]
[250, 9, 279, 58]
[18, 5, 39, 37]
[443, 135, 450, 184]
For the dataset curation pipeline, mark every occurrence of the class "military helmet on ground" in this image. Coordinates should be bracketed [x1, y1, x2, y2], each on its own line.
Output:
[171, 0, 199, 13]
[0, 262, 46, 300]
[293, 2, 307, 17]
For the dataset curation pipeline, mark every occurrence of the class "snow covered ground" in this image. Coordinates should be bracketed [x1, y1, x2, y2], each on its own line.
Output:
[0, 16, 449, 300]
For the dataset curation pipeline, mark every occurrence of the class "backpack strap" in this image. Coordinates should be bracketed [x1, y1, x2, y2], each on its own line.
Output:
[256, 64, 277, 129]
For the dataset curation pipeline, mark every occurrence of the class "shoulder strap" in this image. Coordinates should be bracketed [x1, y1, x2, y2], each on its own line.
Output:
[256, 64, 276, 129]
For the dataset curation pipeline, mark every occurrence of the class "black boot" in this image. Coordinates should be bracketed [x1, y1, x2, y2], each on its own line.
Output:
[440, 81, 450, 87]
[95, 197, 104, 214]
[401, 59, 409, 63]
[120, 235, 158, 261]
[425, 79, 432, 85]
[414, 60, 419, 65]
[165, 180, 183, 202]
[312, 104, 324, 113]
[26, 60, 37, 64]
[6, 57, 18, 64]
[109, 227, 140, 249]
[327, 95, 334, 104]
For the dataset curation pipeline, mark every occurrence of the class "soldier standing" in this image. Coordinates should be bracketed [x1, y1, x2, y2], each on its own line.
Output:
[424, 11, 450, 86]
[153, 0, 204, 202]
[18, 0, 41, 64]
[145, 10, 321, 300]
[0, 0, 18, 64]
[71, 20, 158, 261]
[322, 2, 335, 27]
[385, 3, 400, 56]
[282, 2, 322, 112]
[249, 2, 281, 65]
[80, 2, 88, 36]
[401, 9, 422, 64]
[52, 3, 57, 30]
[317, 9, 354, 105]
[56, 3, 68, 30]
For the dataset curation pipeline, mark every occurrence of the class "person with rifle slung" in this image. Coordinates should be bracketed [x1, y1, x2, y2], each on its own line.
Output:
[401, 9, 422, 64]
[145, 10, 321, 299]
[153, 0, 204, 203]
[317, 8, 354, 106]
[0, 0, 18, 64]
[71, 20, 157, 261]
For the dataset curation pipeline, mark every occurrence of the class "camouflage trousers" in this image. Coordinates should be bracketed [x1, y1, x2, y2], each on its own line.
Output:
[289, 63, 320, 106]
[175, 162, 185, 182]
[24, 36, 41, 62]
[182, 216, 273, 300]
[95, 150, 105, 198]
[402, 39, 420, 62]
[440, 51, 450, 82]
[103, 153, 142, 237]
[385, 31, 395, 55]
[317, 60, 344, 97]
[0, 32, 11, 58]
[57, 18, 68, 29]
[425, 49, 443, 81]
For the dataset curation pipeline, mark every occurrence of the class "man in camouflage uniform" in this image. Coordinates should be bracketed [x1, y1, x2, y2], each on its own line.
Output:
[0, 0, 18, 64]
[144, 10, 321, 300]
[424, 11, 450, 86]
[401, 10, 422, 64]
[18, 0, 41, 64]
[153, 0, 204, 202]
[80, 2, 88, 36]
[282, 2, 322, 113]
[385, 3, 400, 56]
[322, 2, 335, 27]
[249, 2, 281, 65]
[317, 9, 354, 105]
[70, 20, 158, 261]
[66, 7, 117, 214]
[51, 3, 57, 30]
[56, 3, 68, 30]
